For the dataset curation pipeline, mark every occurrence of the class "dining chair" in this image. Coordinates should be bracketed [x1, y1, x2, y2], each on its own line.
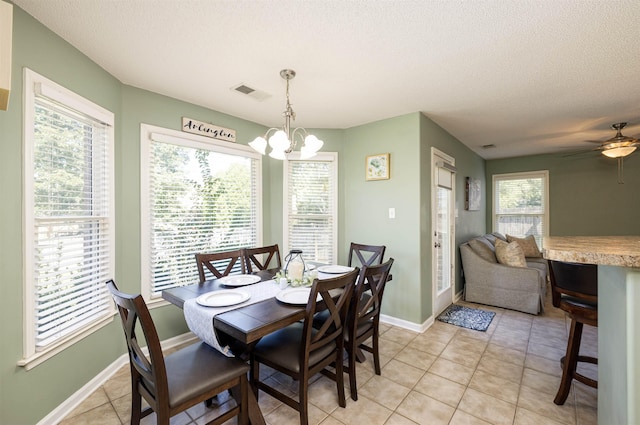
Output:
[344, 258, 394, 400]
[250, 268, 359, 425]
[347, 242, 386, 267]
[106, 280, 249, 425]
[548, 260, 598, 405]
[244, 244, 281, 273]
[195, 248, 246, 283]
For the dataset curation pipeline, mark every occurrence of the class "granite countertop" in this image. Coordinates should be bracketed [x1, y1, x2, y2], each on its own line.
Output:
[542, 236, 640, 268]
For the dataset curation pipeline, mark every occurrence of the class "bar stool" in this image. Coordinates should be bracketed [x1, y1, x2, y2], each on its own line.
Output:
[548, 260, 598, 405]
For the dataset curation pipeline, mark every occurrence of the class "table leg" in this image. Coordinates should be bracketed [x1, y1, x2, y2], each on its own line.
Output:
[231, 384, 265, 425]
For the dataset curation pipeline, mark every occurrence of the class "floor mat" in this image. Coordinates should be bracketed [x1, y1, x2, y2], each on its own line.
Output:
[436, 304, 496, 332]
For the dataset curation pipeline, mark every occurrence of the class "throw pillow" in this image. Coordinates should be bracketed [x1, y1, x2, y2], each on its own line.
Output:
[506, 234, 542, 258]
[495, 239, 527, 267]
[491, 232, 507, 241]
[468, 238, 497, 263]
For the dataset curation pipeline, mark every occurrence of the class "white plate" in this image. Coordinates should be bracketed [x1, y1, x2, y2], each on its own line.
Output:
[196, 290, 251, 307]
[217, 274, 261, 287]
[276, 288, 321, 305]
[316, 265, 354, 274]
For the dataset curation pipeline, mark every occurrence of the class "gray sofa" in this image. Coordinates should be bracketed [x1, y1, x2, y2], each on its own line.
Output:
[460, 233, 547, 315]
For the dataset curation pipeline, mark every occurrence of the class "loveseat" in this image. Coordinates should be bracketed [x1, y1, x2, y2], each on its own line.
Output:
[460, 232, 547, 314]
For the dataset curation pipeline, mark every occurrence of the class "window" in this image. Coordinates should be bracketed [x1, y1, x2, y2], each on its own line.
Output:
[283, 152, 338, 264]
[141, 125, 262, 300]
[22, 69, 115, 368]
[492, 171, 549, 245]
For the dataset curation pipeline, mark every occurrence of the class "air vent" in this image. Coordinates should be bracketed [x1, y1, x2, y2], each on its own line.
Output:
[231, 83, 271, 101]
[482, 144, 496, 149]
[235, 85, 254, 94]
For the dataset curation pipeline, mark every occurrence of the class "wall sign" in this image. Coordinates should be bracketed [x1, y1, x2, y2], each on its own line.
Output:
[182, 117, 236, 142]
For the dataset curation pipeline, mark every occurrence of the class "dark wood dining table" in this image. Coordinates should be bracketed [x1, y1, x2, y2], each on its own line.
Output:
[161, 268, 306, 425]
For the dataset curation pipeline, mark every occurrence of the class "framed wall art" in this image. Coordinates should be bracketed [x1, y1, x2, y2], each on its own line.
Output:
[366, 153, 390, 181]
[465, 177, 481, 211]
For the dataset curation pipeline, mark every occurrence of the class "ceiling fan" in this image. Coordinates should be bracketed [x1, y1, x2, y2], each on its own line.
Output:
[584, 122, 639, 184]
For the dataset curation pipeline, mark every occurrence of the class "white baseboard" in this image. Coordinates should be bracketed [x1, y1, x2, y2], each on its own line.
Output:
[38, 332, 198, 425]
[380, 313, 434, 334]
[380, 292, 463, 335]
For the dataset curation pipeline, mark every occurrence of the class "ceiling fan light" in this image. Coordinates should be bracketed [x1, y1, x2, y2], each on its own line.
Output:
[602, 146, 636, 158]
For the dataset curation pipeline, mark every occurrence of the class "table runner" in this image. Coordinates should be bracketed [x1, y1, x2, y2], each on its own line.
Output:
[183, 270, 349, 356]
[183, 279, 282, 356]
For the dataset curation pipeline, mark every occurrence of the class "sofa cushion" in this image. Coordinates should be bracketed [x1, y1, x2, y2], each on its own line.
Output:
[507, 234, 542, 258]
[495, 239, 527, 267]
[468, 238, 497, 263]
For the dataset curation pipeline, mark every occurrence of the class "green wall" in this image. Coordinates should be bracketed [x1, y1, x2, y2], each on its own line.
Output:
[1, 5, 488, 424]
[343, 114, 423, 323]
[342, 113, 486, 324]
[486, 152, 640, 235]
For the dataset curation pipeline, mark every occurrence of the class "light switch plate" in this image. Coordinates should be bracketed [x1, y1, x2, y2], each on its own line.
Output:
[388, 208, 395, 219]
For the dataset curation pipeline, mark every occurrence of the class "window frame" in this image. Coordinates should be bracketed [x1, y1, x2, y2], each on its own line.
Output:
[21, 68, 115, 369]
[140, 124, 263, 303]
[283, 151, 338, 264]
[492, 170, 549, 244]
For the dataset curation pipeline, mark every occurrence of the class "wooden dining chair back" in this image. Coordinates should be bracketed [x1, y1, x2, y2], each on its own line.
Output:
[250, 268, 359, 425]
[347, 242, 386, 268]
[106, 280, 249, 425]
[195, 249, 246, 283]
[345, 258, 394, 400]
[548, 260, 598, 405]
[244, 244, 281, 273]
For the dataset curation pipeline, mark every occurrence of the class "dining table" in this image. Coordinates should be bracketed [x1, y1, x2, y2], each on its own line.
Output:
[161, 265, 356, 424]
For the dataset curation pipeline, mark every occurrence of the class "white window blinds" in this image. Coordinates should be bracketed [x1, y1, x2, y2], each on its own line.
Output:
[283, 152, 338, 264]
[24, 69, 115, 358]
[141, 127, 261, 298]
[493, 171, 549, 246]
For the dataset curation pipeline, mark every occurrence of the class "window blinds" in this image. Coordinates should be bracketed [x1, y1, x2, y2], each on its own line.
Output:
[146, 134, 259, 295]
[493, 172, 547, 245]
[31, 94, 113, 350]
[284, 154, 337, 264]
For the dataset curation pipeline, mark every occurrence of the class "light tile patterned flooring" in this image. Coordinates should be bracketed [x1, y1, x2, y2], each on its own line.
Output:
[60, 290, 597, 425]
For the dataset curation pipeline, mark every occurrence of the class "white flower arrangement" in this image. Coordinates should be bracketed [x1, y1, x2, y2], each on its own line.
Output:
[274, 269, 318, 287]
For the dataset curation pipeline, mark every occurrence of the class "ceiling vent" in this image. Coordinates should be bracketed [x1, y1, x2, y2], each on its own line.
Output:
[231, 83, 271, 101]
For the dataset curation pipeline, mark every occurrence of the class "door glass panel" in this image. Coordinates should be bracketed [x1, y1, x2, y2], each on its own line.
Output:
[436, 186, 451, 294]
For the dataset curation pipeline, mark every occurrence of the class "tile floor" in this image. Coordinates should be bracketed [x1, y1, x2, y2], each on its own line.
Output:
[59, 290, 597, 425]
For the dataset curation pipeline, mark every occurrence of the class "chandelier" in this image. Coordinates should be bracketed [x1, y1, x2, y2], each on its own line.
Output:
[249, 69, 323, 160]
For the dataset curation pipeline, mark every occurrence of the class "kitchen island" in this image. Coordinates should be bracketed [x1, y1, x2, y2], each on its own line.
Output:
[543, 236, 640, 425]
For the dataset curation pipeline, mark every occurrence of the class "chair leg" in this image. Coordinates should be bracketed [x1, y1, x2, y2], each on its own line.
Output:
[299, 377, 309, 425]
[555, 319, 583, 405]
[372, 330, 381, 375]
[130, 391, 142, 425]
[348, 343, 358, 401]
[335, 348, 347, 407]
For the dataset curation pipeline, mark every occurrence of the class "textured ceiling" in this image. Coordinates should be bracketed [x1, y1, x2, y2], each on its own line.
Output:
[12, 0, 640, 159]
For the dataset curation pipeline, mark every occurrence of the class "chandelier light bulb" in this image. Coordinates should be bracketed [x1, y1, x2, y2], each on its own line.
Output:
[268, 130, 290, 151]
[304, 134, 324, 152]
[248, 137, 267, 155]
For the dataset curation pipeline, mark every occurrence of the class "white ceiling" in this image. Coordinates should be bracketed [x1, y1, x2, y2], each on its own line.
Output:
[12, 0, 640, 159]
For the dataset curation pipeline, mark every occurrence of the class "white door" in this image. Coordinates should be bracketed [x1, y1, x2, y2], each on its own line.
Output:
[432, 149, 456, 317]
